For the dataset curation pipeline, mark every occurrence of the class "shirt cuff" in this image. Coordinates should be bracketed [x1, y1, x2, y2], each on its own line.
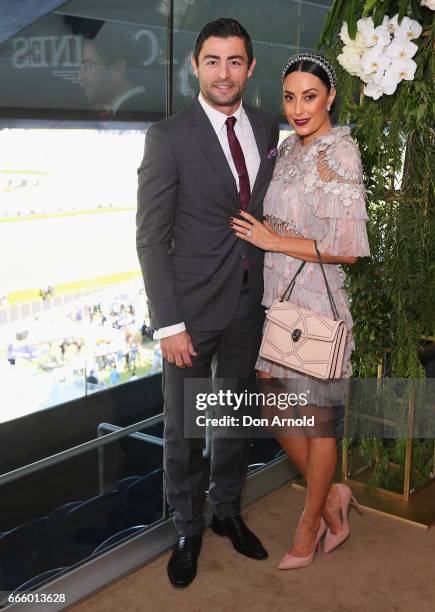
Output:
[153, 322, 186, 340]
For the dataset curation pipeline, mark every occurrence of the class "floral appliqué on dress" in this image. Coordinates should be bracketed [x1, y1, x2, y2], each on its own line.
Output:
[256, 126, 370, 392]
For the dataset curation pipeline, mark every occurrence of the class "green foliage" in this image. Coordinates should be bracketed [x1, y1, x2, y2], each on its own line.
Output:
[346, 0, 359, 37]
[318, 0, 346, 47]
[324, 11, 434, 379]
[399, 0, 410, 21]
[363, 0, 381, 17]
[373, 0, 391, 26]
[320, 4, 434, 493]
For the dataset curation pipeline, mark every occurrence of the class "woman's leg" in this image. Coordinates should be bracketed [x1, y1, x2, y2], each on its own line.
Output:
[257, 371, 342, 538]
[287, 436, 337, 556]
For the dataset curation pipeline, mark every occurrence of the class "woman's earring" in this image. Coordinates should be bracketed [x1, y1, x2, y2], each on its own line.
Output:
[327, 105, 331, 111]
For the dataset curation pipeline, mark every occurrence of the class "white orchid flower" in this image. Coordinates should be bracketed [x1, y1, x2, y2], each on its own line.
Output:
[360, 72, 374, 83]
[389, 57, 418, 80]
[382, 15, 398, 34]
[337, 46, 364, 77]
[382, 13, 399, 34]
[339, 22, 366, 48]
[373, 66, 388, 85]
[361, 46, 390, 75]
[395, 16, 423, 40]
[357, 17, 391, 47]
[386, 38, 418, 60]
[379, 72, 400, 95]
[357, 17, 375, 38]
[373, 24, 392, 46]
[363, 80, 384, 99]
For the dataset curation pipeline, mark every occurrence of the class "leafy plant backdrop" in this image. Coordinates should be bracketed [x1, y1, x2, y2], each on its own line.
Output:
[318, 1, 434, 491]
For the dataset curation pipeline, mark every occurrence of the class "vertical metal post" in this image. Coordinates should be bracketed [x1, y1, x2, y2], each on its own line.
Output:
[342, 381, 352, 480]
[97, 425, 105, 495]
[403, 380, 416, 500]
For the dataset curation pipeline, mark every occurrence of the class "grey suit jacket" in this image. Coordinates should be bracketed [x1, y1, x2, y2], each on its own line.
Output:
[136, 97, 279, 332]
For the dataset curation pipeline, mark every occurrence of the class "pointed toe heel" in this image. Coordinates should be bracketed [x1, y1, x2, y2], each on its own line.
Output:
[323, 484, 363, 555]
[278, 518, 326, 570]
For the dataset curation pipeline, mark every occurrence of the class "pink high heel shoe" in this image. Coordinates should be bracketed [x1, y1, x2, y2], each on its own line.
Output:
[323, 483, 363, 554]
[278, 517, 326, 570]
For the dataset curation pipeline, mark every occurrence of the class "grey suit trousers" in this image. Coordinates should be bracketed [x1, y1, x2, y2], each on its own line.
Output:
[162, 283, 263, 536]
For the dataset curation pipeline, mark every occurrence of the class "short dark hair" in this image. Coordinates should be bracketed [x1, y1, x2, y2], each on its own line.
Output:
[193, 18, 253, 66]
[283, 59, 332, 92]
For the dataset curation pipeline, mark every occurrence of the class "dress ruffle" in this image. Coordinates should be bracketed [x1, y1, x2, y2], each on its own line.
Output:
[258, 126, 371, 398]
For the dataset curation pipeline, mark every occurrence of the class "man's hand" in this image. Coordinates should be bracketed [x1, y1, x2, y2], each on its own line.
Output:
[160, 331, 197, 368]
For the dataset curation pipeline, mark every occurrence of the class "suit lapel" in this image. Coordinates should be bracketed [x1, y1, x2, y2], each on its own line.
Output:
[243, 104, 269, 211]
[188, 99, 240, 207]
[188, 98, 271, 211]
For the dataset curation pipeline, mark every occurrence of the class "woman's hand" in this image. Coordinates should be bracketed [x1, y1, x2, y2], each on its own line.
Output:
[230, 210, 281, 252]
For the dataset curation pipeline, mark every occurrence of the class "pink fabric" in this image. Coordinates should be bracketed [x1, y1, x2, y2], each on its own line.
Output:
[256, 126, 370, 382]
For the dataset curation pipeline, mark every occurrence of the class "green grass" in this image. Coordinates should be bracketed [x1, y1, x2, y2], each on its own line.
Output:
[0, 206, 135, 224]
[7, 270, 142, 304]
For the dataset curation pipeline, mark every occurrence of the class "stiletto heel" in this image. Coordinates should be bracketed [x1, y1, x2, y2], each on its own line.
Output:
[278, 518, 326, 570]
[323, 484, 362, 554]
[350, 494, 363, 515]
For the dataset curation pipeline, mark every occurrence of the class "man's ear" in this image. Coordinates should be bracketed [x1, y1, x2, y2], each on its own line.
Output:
[247, 57, 256, 79]
[191, 54, 199, 78]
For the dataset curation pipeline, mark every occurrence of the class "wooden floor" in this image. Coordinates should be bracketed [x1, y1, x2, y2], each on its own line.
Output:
[69, 482, 435, 612]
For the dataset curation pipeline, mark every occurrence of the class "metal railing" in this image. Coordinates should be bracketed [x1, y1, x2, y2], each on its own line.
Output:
[0, 413, 164, 487]
[96, 421, 164, 494]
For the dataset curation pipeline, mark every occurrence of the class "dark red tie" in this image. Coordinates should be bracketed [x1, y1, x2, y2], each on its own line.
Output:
[226, 116, 250, 273]
[225, 116, 250, 209]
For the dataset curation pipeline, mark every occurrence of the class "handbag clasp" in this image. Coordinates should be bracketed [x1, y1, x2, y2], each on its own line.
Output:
[292, 328, 302, 342]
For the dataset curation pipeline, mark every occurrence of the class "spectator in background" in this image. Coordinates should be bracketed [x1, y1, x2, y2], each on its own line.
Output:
[7, 343, 15, 365]
[86, 369, 99, 385]
[78, 22, 148, 119]
[150, 345, 162, 374]
[109, 365, 120, 386]
[130, 343, 138, 373]
[141, 321, 153, 341]
[60, 339, 68, 361]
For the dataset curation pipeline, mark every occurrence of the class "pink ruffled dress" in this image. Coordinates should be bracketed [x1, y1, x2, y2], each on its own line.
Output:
[256, 126, 370, 405]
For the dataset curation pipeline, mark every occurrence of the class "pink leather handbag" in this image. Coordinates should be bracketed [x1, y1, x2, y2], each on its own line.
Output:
[259, 243, 347, 380]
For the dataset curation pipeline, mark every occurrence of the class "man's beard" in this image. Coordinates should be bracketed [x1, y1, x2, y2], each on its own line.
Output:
[203, 83, 243, 108]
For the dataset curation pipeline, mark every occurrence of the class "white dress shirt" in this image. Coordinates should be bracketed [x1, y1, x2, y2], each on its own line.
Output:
[153, 93, 260, 340]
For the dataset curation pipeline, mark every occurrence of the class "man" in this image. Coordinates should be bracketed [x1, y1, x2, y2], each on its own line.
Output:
[136, 18, 279, 587]
[79, 24, 148, 118]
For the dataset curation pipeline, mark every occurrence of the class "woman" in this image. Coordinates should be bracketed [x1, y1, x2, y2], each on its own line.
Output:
[230, 52, 370, 569]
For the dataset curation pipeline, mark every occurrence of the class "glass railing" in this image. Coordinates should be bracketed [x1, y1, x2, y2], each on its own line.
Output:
[0, 413, 166, 606]
[0, 406, 288, 605]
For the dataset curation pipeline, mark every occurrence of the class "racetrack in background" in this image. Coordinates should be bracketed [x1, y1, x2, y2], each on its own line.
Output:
[0, 209, 139, 295]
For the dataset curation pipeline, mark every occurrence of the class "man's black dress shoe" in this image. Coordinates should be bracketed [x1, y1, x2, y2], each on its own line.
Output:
[167, 534, 202, 588]
[211, 514, 268, 560]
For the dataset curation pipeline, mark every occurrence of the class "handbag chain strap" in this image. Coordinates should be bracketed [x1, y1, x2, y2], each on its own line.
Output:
[279, 241, 340, 321]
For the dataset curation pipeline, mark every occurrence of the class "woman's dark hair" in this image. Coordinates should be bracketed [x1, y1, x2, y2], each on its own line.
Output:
[193, 18, 254, 67]
[283, 59, 336, 113]
[283, 59, 332, 92]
